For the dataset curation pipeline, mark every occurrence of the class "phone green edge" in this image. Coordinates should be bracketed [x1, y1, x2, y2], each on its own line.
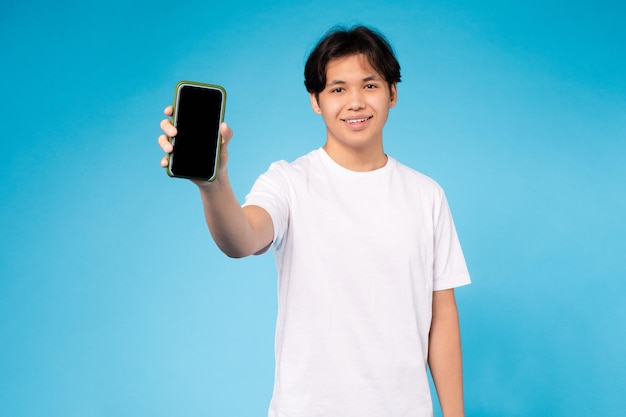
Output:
[166, 80, 227, 182]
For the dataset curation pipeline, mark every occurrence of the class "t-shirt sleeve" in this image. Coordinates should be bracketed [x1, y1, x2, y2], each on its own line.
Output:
[242, 161, 290, 251]
[432, 192, 471, 290]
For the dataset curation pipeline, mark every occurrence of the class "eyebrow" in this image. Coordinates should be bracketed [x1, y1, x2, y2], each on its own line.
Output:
[326, 75, 381, 87]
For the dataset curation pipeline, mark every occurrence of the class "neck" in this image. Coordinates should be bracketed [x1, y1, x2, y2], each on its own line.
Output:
[322, 142, 388, 172]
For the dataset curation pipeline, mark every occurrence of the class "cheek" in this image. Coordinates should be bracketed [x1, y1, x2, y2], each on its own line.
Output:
[320, 102, 342, 119]
[321, 112, 337, 127]
[378, 98, 394, 111]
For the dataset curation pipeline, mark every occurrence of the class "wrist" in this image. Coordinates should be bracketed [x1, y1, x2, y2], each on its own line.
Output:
[193, 169, 229, 192]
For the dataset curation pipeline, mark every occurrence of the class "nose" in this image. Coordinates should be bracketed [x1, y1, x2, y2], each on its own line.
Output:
[346, 89, 365, 111]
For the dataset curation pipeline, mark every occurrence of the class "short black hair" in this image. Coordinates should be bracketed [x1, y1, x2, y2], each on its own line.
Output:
[304, 25, 401, 96]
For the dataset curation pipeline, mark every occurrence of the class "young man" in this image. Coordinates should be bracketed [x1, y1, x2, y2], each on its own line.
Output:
[158, 26, 470, 417]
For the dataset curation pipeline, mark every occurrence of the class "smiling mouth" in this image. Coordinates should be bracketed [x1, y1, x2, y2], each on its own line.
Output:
[342, 116, 373, 124]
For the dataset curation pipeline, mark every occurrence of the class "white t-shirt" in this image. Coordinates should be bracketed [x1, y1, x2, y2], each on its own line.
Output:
[244, 148, 470, 417]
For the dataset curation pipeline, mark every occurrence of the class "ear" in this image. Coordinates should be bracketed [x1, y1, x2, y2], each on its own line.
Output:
[310, 93, 322, 114]
[389, 83, 398, 108]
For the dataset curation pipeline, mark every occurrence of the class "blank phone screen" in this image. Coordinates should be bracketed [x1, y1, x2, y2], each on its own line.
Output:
[170, 84, 223, 180]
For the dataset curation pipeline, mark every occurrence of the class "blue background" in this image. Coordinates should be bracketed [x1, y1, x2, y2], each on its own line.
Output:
[1, 0, 625, 415]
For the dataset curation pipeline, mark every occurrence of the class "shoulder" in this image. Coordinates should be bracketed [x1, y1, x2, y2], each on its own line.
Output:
[388, 156, 445, 195]
[264, 148, 325, 178]
[274, 148, 323, 169]
[250, 149, 324, 192]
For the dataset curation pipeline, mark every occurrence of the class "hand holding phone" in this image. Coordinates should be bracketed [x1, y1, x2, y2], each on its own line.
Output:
[166, 81, 227, 182]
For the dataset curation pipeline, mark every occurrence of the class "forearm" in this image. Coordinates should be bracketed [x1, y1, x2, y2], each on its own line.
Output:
[428, 289, 465, 417]
[196, 169, 271, 258]
[159, 111, 266, 256]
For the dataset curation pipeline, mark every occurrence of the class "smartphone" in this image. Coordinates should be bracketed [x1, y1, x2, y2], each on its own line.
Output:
[167, 81, 226, 181]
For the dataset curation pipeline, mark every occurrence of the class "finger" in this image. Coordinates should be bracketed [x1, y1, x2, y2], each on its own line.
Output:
[160, 155, 170, 167]
[163, 105, 173, 116]
[220, 122, 233, 145]
[160, 118, 177, 137]
[158, 134, 173, 153]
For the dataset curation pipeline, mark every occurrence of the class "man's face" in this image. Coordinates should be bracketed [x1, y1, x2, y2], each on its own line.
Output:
[310, 53, 397, 155]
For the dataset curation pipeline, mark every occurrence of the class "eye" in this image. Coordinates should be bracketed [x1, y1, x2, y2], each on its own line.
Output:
[330, 87, 345, 93]
[364, 84, 378, 89]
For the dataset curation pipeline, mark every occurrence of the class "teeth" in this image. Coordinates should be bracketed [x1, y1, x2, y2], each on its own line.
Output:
[345, 117, 369, 124]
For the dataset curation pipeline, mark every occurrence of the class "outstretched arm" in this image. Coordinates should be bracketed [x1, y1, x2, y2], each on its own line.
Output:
[195, 170, 273, 258]
[158, 106, 273, 257]
[428, 288, 465, 417]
